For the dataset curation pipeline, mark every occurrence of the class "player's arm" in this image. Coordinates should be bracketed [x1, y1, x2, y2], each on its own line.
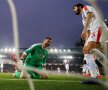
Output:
[84, 12, 94, 32]
[21, 52, 27, 60]
[81, 12, 94, 39]
[21, 44, 35, 60]
[20, 49, 31, 60]
[81, 6, 94, 38]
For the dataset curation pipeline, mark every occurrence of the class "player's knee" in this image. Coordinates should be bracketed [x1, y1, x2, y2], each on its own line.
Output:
[83, 47, 91, 54]
[20, 75, 26, 79]
[88, 41, 96, 49]
[42, 75, 48, 79]
[20, 75, 23, 78]
[85, 50, 91, 54]
[20, 71, 27, 79]
[44, 75, 48, 79]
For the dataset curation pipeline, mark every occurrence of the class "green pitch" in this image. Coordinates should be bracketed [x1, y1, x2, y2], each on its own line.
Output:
[0, 73, 105, 90]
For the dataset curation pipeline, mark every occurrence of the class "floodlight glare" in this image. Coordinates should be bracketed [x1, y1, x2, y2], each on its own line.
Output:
[4, 48, 8, 52]
[54, 49, 58, 52]
[49, 49, 53, 52]
[8, 48, 12, 52]
[63, 49, 66, 52]
[12, 48, 16, 52]
[59, 49, 62, 52]
[67, 49, 71, 52]
[0, 49, 3, 52]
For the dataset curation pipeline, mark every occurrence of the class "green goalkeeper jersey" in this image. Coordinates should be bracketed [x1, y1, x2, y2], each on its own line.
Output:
[24, 43, 48, 67]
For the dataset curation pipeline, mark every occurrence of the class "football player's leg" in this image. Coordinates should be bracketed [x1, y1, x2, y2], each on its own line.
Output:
[28, 66, 48, 79]
[20, 70, 29, 79]
[35, 66, 48, 79]
[83, 29, 102, 78]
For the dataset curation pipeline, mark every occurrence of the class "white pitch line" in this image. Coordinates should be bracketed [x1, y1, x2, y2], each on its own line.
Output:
[0, 78, 80, 83]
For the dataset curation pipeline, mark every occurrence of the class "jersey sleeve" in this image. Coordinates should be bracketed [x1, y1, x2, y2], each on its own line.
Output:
[83, 5, 94, 17]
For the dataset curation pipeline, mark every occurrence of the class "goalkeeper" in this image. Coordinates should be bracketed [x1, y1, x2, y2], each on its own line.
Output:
[19, 37, 52, 79]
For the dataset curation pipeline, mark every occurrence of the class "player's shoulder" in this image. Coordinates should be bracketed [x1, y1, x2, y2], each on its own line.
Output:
[83, 5, 88, 11]
[83, 5, 93, 11]
[29, 43, 42, 49]
[31, 43, 42, 47]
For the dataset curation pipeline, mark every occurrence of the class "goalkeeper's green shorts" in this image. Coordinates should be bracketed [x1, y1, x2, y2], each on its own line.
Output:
[24, 63, 43, 79]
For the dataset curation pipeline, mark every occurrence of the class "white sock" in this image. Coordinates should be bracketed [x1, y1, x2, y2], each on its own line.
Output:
[84, 54, 98, 78]
[95, 63, 100, 76]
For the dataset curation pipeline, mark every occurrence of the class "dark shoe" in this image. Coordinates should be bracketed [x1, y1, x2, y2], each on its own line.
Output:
[80, 78, 100, 85]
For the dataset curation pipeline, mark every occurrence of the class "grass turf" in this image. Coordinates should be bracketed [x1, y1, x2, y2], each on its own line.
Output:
[0, 73, 106, 90]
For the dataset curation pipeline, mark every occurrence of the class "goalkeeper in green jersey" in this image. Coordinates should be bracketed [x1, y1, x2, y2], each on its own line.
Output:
[20, 37, 52, 79]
